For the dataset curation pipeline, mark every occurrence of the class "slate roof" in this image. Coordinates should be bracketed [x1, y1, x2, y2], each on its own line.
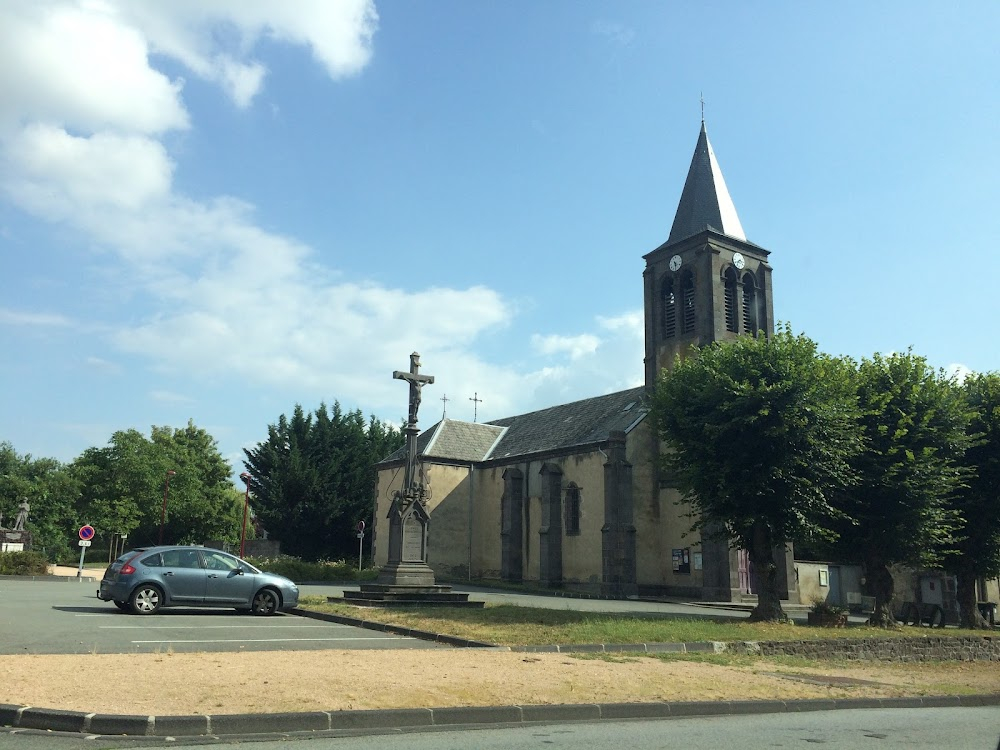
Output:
[378, 387, 649, 466]
[486, 386, 648, 460]
[667, 121, 747, 244]
[379, 420, 505, 464]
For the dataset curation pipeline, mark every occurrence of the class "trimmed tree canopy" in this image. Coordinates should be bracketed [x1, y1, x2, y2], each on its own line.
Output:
[651, 326, 862, 621]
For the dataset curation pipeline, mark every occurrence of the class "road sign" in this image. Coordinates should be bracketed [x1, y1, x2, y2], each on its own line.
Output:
[79, 525, 95, 541]
[357, 521, 365, 532]
[78, 540, 92, 547]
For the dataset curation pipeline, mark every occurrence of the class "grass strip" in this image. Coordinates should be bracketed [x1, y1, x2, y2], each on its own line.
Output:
[297, 598, 987, 647]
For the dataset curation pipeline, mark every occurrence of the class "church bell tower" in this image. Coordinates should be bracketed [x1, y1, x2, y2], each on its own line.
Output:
[643, 122, 774, 389]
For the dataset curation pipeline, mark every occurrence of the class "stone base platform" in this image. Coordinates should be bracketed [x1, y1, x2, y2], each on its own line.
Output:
[337, 584, 484, 608]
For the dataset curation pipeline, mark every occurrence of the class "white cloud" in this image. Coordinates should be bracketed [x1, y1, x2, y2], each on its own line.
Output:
[0, 308, 73, 327]
[598, 310, 643, 337]
[532, 333, 600, 360]
[0, 2, 188, 136]
[84, 356, 121, 375]
[4, 125, 173, 217]
[111, 0, 378, 107]
[0, 0, 643, 431]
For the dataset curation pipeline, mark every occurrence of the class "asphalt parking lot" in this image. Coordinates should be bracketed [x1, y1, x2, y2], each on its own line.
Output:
[0, 578, 444, 655]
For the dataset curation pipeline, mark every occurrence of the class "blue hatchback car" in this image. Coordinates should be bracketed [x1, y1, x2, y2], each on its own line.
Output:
[97, 545, 299, 615]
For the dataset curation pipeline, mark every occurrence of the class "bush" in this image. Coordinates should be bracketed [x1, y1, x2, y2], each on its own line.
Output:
[0, 550, 50, 576]
[244, 555, 379, 583]
[810, 598, 847, 615]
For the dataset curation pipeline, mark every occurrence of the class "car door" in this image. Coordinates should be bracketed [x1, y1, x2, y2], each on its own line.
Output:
[159, 548, 208, 603]
[201, 550, 255, 605]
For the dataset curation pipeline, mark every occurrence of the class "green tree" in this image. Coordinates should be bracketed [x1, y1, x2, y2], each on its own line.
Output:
[651, 326, 862, 622]
[944, 372, 1000, 628]
[243, 402, 404, 562]
[72, 422, 239, 548]
[0, 442, 80, 561]
[836, 352, 974, 627]
[151, 422, 242, 545]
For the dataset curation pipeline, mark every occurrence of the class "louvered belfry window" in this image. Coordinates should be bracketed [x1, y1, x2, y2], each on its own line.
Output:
[742, 271, 758, 334]
[724, 267, 738, 333]
[662, 276, 676, 339]
[681, 271, 695, 334]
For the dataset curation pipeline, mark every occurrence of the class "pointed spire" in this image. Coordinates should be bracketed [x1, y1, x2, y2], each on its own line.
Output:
[667, 122, 746, 244]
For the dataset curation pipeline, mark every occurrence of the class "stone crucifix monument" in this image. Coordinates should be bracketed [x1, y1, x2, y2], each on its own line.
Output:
[342, 352, 481, 607]
[378, 351, 437, 587]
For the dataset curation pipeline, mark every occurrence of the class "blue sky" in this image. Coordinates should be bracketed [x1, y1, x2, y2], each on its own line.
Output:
[2, 1, 998, 473]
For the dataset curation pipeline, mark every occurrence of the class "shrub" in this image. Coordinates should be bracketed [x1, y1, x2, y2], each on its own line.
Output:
[244, 555, 379, 583]
[810, 598, 847, 615]
[0, 550, 50, 576]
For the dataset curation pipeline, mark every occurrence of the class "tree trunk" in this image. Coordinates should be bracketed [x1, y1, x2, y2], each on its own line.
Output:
[866, 558, 898, 628]
[747, 522, 787, 622]
[956, 568, 989, 629]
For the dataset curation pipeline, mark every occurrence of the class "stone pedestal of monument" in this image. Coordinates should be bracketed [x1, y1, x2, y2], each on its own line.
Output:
[335, 353, 483, 608]
[339, 483, 482, 608]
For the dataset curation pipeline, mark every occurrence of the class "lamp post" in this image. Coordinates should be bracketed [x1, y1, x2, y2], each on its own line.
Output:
[239, 472, 251, 558]
[158, 470, 176, 545]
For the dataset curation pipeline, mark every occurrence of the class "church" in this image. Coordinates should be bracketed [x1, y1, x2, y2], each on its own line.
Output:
[373, 122, 798, 603]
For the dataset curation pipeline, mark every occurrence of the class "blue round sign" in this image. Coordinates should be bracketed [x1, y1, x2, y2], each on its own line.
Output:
[79, 525, 95, 541]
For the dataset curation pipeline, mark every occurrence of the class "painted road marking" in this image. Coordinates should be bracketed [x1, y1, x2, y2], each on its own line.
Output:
[130, 637, 413, 644]
[100, 624, 346, 629]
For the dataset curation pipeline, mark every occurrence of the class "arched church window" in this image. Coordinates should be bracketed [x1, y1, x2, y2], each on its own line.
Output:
[564, 484, 581, 536]
[742, 271, 758, 335]
[661, 276, 676, 339]
[724, 267, 738, 333]
[681, 271, 696, 334]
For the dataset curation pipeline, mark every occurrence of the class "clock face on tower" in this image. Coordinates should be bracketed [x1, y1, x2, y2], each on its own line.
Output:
[669, 254, 682, 272]
[732, 252, 746, 270]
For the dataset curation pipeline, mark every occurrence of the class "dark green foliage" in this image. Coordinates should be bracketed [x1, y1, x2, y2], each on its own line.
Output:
[71, 422, 241, 548]
[0, 442, 80, 561]
[0, 550, 49, 575]
[242, 402, 404, 562]
[944, 371, 1000, 627]
[651, 326, 862, 621]
[835, 352, 974, 627]
[244, 554, 379, 582]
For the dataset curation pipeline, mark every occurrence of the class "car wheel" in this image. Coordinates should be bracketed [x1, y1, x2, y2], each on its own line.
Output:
[129, 584, 162, 615]
[251, 588, 280, 616]
[113, 600, 128, 610]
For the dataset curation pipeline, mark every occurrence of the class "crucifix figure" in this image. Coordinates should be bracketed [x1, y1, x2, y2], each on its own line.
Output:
[394, 352, 434, 427]
[393, 352, 434, 495]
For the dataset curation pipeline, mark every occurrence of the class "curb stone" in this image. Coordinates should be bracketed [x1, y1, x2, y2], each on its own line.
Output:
[3, 696, 999, 738]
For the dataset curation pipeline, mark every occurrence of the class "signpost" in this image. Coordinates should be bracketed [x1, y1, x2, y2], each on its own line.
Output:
[77, 525, 95, 579]
[357, 521, 365, 572]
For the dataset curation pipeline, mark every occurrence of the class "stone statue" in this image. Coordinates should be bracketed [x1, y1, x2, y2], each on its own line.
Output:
[394, 352, 434, 428]
[12, 499, 29, 531]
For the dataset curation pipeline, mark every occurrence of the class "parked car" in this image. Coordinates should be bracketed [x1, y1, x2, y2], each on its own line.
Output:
[97, 545, 299, 615]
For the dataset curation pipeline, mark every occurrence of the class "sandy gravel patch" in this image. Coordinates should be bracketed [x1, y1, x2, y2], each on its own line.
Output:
[2, 650, 999, 716]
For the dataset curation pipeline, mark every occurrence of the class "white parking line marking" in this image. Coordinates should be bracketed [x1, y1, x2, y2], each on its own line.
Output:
[130, 637, 412, 644]
[101, 624, 349, 629]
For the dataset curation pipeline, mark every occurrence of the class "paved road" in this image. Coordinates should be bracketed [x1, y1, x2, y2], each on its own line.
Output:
[2, 707, 998, 749]
[0, 578, 443, 654]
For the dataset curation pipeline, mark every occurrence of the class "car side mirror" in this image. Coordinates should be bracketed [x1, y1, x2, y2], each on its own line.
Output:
[234, 568, 244, 575]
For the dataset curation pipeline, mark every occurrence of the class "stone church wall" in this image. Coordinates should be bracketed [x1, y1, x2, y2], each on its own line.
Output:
[630, 420, 704, 597]
[423, 464, 475, 579]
